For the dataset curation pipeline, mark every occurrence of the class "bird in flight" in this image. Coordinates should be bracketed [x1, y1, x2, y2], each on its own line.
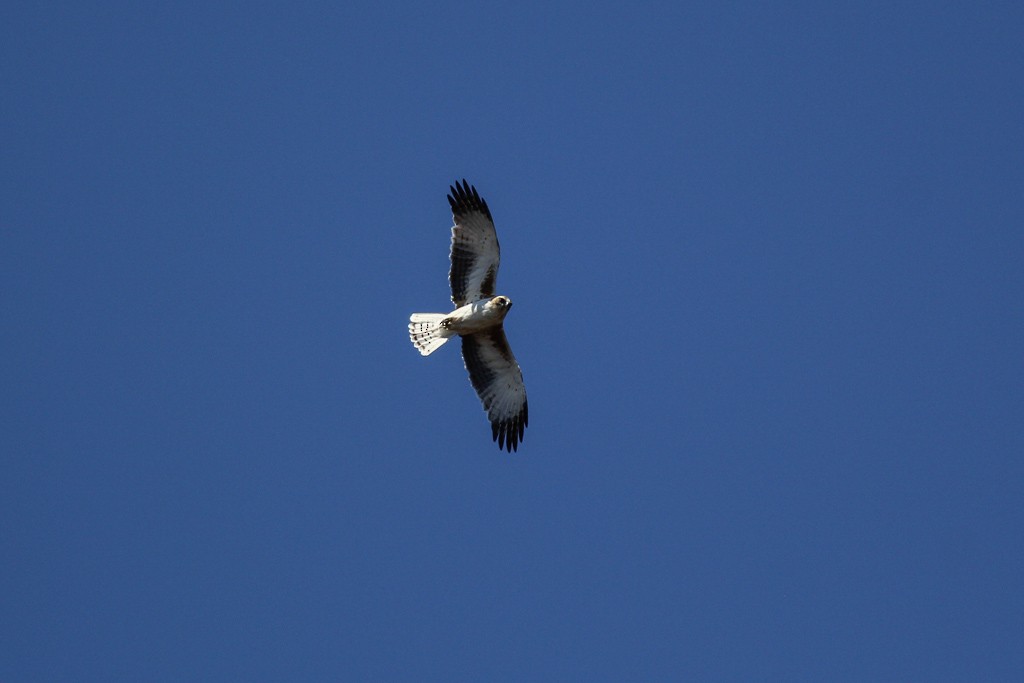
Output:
[408, 180, 529, 452]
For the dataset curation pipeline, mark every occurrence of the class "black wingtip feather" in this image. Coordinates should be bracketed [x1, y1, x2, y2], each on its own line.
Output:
[447, 179, 492, 222]
[489, 412, 526, 453]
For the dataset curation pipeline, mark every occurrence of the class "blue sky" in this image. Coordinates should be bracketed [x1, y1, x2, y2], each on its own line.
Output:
[2, 1, 1022, 680]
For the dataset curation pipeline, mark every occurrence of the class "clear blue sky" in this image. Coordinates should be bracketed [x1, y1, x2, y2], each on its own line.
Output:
[2, 1, 1022, 680]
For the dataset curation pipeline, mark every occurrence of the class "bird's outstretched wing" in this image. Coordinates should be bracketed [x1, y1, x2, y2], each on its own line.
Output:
[448, 179, 500, 307]
[461, 327, 528, 452]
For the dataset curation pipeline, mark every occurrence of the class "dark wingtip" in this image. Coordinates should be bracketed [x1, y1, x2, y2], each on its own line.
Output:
[490, 417, 524, 453]
[448, 178, 492, 222]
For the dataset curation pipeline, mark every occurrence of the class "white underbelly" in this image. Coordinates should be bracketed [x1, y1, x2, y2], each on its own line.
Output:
[445, 300, 503, 335]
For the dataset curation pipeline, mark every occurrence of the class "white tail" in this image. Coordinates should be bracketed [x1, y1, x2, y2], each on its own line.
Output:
[408, 313, 452, 356]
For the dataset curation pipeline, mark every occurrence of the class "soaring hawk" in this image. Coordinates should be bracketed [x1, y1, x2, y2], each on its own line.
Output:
[408, 180, 529, 452]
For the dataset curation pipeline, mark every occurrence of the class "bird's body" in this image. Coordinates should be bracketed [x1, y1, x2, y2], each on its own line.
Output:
[443, 296, 513, 335]
[408, 181, 528, 452]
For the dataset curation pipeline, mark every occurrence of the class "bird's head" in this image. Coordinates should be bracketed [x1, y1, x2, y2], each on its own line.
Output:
[491, 296, 512, 310]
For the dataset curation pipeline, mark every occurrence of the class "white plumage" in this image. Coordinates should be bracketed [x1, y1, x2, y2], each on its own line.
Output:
[408, 313, 451, 356]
